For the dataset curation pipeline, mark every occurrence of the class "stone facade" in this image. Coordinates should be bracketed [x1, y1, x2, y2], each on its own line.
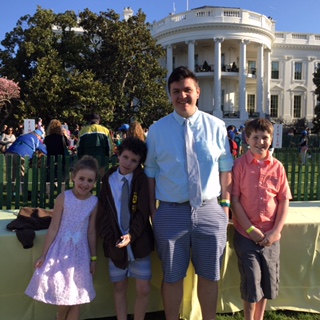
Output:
[150, 6, 320, 127]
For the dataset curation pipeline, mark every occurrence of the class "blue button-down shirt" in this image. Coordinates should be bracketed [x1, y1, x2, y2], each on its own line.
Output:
[145, 109, 233, 203]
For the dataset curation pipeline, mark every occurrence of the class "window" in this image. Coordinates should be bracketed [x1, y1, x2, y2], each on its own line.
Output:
[221, 53, 225, 71]
[294, 62, 302, 80]
[270, 95, 279, 117]
[195, 54, 199, 69]
[293, 95, 301, 118]
[271, 61, 279, 79]
[221, 89, 224, 111]
[221, 53, 225, 66]
[248, 60, 256, 74]
[247, 94, 255, 114]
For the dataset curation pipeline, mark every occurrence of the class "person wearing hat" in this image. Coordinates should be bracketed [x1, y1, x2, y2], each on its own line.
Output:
[118, 123, 130, 132]
[77, 112, 113, 173]
[227, 129, 238, 158]
[118, 123, 130, 141]
[298, 130, 309, 165]
[239, 124, 248, 154]
[5, 130, 47, 183]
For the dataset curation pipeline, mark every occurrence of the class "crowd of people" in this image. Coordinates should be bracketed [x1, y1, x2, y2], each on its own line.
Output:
[3, 66, 296, 320]
[226, 122, 313, 164]
[1, 113, 149, 186]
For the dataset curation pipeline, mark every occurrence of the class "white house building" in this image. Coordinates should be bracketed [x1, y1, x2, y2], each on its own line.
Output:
[149, 6, 320, 127]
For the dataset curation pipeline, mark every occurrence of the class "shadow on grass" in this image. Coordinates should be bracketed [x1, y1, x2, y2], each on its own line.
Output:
[85, 311, 166, 320]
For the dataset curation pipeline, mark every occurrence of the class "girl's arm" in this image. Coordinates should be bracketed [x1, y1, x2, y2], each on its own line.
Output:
[34, 193, 64, 268]
[88, 204, 98, 274]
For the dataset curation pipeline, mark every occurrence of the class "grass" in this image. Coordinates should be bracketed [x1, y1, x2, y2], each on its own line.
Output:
[217, 311, 320, 320]
[86, 310, 320, 320]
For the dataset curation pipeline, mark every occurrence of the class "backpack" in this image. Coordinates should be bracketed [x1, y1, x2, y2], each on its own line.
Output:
[229, 138, 238, 158]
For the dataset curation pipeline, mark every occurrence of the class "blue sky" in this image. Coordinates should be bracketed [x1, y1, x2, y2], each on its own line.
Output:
[1, 0, 320, 42]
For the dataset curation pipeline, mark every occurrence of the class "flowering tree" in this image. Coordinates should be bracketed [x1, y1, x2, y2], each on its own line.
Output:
[0, 78, 20, 127]
[0, 78, 20, 106]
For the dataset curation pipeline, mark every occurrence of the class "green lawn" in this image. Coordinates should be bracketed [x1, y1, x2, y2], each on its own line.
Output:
[87, 310, 320, 320]
[217, 311, 320, 320]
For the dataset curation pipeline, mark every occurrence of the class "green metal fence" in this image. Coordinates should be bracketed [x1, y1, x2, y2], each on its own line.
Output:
[273, 147, 320, 201]
[0, 148, 319, 210]
[0, 154, 117, 210]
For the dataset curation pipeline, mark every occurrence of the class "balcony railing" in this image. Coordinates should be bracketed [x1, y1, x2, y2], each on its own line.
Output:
[223, 111, 240, 118]
[150, 7, 275, 36]
[248, 112, 260, 118]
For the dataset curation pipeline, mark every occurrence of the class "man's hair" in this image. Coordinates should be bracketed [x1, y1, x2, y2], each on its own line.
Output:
[245, 118, 274, 138]
[168, 66, 199, 93]
[88, 112, 100, 124]
[118, 137, 147, 164]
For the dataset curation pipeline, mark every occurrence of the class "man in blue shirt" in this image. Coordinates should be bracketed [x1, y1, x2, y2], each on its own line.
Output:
[145, 66, 233, 320]
[5, 129, 47, 182]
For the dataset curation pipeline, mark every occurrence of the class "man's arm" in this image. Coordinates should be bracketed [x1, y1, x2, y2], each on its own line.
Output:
[219, 171, 232, 216]
[148, 177, 157, 220]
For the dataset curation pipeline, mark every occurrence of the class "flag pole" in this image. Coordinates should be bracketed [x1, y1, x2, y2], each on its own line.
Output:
[187, 0, 189, 11]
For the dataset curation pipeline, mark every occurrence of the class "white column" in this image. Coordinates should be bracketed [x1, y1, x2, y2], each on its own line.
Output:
[256, 44, 264, 117]
[239, 40, 249, 118]
[213, 37, 223, 118]
[264, 49, 271, 117]
[307, 57, 316, 118]
[283, 56, 293, 118]
[186, 40, 195, 72]
[166, 45, 173, 76]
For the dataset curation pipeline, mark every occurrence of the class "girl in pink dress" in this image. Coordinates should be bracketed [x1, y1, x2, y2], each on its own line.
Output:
[25, 155, 99, 320]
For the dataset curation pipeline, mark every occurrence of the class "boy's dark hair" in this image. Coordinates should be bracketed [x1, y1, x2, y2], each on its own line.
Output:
[71, 155, 99, 180]
[118, 137, 147, 164]
[168, 66, 199, 93]
[245, 118, 274, 138]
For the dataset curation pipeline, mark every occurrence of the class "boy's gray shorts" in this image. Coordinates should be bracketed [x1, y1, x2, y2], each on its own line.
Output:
[233, 229, 280, 303]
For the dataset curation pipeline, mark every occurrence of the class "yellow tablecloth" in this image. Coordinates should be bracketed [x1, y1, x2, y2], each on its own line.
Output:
[182, 201, 320, 319]
[0, 211, 163, 320]
[1, 201, 320, 319]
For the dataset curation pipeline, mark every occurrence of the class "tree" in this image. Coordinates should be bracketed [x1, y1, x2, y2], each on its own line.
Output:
[0, 7, 171, 130]
[78, 9, 171, 127]
[313, 67, 320, 133]
[0, 78, 20, 127]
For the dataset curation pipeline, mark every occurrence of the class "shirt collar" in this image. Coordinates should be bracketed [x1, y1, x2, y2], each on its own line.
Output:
[116, 168, 133, 183]
[173, 108, 200, 126]
[245, 150, 273, 165]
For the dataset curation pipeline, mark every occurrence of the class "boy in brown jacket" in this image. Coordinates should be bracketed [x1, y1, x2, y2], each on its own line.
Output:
[97, 137, 154, 320]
